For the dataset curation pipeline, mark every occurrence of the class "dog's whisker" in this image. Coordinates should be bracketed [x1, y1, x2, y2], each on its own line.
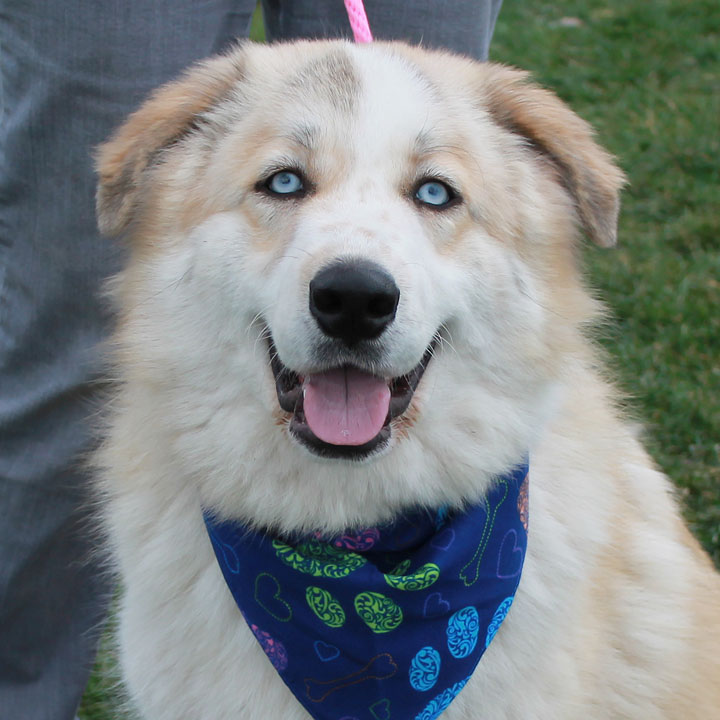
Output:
[132, 267, 194, 309]
[436, 325, 459, 359]
[282, 246, 313, 261]
[252, 327, 274, 360]
[517, 286, 567, 320]
[245, 307, 274, 361]
[246, 309, 269, 337]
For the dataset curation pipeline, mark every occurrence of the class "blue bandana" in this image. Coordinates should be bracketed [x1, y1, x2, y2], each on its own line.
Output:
[204, 463, 529, 720]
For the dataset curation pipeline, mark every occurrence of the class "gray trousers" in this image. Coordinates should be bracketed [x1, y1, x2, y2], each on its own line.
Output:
[0, 2, 502, 718]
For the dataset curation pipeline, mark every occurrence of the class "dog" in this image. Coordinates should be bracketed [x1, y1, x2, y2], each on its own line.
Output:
[95, 40, 720, 719]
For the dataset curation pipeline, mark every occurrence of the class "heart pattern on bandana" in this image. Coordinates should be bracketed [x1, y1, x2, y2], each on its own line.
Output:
[254, 573, 292, 622]
[369, 698, 392, 720]
[314, 640, 341, 662]
[423, 592, 451, 619]
[205, 462, 529, 720]
[430, 528, 456, 551]
[496, 529, 524, 579]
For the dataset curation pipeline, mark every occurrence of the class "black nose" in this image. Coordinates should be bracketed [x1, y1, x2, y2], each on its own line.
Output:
[309, 261, 400, 345]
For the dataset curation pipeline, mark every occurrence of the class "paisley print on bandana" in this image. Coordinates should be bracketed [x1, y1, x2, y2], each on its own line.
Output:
[327, 528, 381, 551]
[485, 596, 515, 648]
[415, 677, 470, 720]
[517, 474, 529, 533]
[409, 646, 442, 691]
[204, 461, 528, 720]
[354, 591, 404, 633]
[306, 586, 346, 628]
[446, 607, 480, 659]
[384, 562, 440, 591]
[273, 539, 367, 578]
[250, 624, 288, 671]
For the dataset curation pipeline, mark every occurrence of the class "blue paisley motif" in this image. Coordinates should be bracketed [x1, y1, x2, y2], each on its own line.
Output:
[446, 606, 479, 659]
[409, 646, 441, 692]
[485, 596, 514, 648]
[414, 678, 470, 720]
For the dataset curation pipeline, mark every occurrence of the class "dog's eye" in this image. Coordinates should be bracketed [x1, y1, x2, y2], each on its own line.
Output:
[266, 171, 304, 196]
[415, 180, 454, 208]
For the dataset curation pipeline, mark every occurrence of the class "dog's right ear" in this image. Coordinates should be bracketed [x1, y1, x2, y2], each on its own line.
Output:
[95, 52, 244, 236]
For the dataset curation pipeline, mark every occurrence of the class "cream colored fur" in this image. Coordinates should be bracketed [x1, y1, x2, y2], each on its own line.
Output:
[95, 41, 720, 719]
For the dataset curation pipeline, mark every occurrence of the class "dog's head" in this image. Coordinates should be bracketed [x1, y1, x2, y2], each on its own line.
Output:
[97, 42, 624, 532]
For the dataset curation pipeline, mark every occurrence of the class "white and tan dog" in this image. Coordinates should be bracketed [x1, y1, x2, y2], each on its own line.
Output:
[95, 41, 719, 719]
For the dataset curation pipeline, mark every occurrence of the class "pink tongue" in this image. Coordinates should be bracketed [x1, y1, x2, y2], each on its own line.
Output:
[303, 367, 391, 446]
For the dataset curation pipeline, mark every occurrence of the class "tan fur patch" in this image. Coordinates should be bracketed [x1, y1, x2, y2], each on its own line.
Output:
[96, 52, 246, 236]
[95, 40, 719, 720]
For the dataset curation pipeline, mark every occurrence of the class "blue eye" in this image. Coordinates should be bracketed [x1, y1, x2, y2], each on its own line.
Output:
[267, 171, 304, 195]
[415, 180, 454, 207]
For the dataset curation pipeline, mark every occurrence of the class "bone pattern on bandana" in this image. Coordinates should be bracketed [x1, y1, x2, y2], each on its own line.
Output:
[204, 463, 529, 720]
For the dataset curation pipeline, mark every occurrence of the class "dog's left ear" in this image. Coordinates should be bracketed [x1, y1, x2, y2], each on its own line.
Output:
[479, 65, 626, 247]
[95, 51, 245, 236]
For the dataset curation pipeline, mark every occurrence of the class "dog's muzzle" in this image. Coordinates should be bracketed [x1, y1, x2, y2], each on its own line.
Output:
[269, 260, 434, 460]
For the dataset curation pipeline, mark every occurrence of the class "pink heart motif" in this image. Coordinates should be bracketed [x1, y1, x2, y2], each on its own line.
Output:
[249, 624, 288, 672]
[331, 528, 380, 551]
[423, 592, 451, 619]
[496, 529, 524, 579]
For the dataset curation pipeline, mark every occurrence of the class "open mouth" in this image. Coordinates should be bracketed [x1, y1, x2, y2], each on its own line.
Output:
[269, 339, 435, 460]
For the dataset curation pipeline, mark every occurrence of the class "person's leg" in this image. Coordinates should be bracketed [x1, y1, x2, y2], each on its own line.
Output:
[261, 0, 504, 60]
[0, 2, 254, 719]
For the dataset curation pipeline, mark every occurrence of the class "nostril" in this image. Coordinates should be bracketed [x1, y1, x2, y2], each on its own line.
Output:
[313, 288, 343, 315]
[367, 293, 397, 319]
[309, 260, 400, 344]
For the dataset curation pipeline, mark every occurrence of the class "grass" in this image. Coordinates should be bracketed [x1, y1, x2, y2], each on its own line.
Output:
[489, 0, 719, 563]
[78, 1, 719, 716]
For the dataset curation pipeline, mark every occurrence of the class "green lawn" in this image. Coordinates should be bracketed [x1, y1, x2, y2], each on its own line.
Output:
[489, 0, 719, 563]
[79, 1, 719, 716]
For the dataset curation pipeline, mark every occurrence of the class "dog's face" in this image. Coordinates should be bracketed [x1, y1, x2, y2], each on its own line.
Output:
[97, 42, 623, 533]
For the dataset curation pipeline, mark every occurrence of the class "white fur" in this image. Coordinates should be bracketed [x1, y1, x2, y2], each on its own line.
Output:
[96, 41, 719, 719]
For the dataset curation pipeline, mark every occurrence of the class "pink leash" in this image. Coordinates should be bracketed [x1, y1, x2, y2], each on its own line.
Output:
[344, 0, 373, 43]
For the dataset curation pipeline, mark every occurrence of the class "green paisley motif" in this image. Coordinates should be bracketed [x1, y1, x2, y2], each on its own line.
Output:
[305, 586, 346, 628]
[354, 591, 403, 633]
[272, 539, 367, 578]
[388, 558, 411, 576]
[384, 562, 440, 591]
